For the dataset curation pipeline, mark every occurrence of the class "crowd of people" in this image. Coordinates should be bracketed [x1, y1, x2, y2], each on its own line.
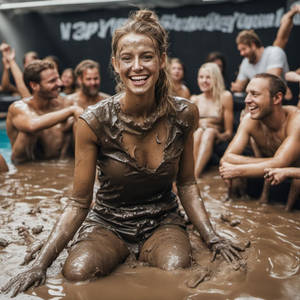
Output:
[0, 4, 300, 298]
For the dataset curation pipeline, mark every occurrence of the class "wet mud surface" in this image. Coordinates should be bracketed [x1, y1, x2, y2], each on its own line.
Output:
[0, 160, 299, 300]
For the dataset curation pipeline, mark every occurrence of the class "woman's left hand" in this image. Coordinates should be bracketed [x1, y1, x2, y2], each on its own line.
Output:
[210, 236, 247, 270]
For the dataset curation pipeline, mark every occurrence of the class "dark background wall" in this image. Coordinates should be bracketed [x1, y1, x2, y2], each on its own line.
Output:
[0, 0, 299, 103]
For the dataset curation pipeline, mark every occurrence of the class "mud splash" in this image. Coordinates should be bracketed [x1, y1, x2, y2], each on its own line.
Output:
[0, 161, 299, 300]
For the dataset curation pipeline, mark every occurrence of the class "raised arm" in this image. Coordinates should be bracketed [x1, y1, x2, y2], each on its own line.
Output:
[1, 43, 31, 98]
[2, 119, 98, 297]
[1, 56, 18, 94]
[273, 5, 300, 49]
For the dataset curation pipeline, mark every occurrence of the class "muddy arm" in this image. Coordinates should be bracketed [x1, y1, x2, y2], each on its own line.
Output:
[2, 119, 98, 297]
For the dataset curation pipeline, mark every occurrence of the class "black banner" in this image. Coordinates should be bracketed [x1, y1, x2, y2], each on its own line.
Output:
[0, 0, 299, 98]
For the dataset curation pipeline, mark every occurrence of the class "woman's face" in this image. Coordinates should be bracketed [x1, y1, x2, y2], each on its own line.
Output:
[113, 33, 165, 98]
[61, 70, 74, 88]
[170, 61, 184, 82]
[198, 68, 212, 92]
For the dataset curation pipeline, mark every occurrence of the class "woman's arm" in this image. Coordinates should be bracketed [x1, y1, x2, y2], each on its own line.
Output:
[6, 48, 31, 98]
[1, 57, 19, 94]
[176, 103, 244, 269]
[273, 5, 300, 49]
[1, 43, 31, 98]
[2, 119, 98, 297]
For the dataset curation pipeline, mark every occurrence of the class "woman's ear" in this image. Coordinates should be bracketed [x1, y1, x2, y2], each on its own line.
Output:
[111, 56, 119, 74]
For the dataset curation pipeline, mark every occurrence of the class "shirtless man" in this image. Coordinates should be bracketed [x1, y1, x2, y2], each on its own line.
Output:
[6, 60, 83, 164]
[219, 73, 300, 211]
[66, 59, 110, 109]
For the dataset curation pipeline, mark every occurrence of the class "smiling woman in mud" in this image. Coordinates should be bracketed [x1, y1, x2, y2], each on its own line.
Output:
[2, 9, 244, 297]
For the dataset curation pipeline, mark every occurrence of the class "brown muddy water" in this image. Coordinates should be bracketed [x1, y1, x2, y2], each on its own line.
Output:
[0, 160, 299, 300]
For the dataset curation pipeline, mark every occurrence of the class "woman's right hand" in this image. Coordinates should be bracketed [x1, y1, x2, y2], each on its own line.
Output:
[1, 266, 46, 298]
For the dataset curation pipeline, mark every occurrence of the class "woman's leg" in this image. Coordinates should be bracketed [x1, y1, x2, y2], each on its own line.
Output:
[194, 128, 217, 178]
[63, 226, 130, 281]
[139, 225, 191, 271]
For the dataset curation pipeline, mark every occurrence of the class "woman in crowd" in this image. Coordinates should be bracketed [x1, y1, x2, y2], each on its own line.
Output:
[191, 62, 234, 179]
[2, 9, 243, 297]
[169, 57, 191, 99]
[60, 68, 76, 95]
[205, 51, 229, 89]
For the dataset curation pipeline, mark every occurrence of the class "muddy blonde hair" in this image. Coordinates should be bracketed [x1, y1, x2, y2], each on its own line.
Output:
[111, 9, 174, 114]
[198, 62, 225, 109]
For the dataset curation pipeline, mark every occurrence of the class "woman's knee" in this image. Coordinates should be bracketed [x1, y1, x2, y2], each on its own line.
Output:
[140, 225, 191, 271]
[63, 229, 129, 281]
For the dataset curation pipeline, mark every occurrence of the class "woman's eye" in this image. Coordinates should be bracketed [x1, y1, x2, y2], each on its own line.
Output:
[121, 56, 131, 62]
[143, 55, 153, 61]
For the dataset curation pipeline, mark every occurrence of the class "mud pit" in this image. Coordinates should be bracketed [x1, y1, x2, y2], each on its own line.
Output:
[0, 160, 299, 300]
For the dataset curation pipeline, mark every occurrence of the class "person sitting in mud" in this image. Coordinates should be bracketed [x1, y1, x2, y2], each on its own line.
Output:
[219, 73, 300, 211]
[65, 59, 110, 110]
[2, 9, 245, 297]
[5, 59, 83, 164]
[169, 57, 191, 99]
[191, 62, 233, 179]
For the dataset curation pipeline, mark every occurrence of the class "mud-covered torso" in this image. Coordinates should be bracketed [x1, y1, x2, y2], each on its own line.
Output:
[79, 94, 194, 243]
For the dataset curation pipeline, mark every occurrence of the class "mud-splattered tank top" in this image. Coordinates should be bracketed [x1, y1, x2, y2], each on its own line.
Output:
[79, 94, 195, 244]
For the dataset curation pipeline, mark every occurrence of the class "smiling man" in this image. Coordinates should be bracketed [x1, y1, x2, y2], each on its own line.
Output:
[220, 73, 300, 211]
[66, 59, 110, 109]
[6, 60, 83, 164]
[231, 30, 289, 94]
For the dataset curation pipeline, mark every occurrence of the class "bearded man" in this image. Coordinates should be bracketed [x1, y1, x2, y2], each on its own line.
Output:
[66, 59, 110, 109]
[231, 30, 289, 94]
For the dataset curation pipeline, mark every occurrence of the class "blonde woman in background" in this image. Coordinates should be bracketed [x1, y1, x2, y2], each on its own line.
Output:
[191, 62, 234, 179]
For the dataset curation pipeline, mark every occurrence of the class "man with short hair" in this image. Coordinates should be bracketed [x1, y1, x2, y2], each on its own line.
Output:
[66, 59, 110, 109]
[220, 73, 300, 211]
[231, 30, 289, 94]
[6, 60, 82, 164]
